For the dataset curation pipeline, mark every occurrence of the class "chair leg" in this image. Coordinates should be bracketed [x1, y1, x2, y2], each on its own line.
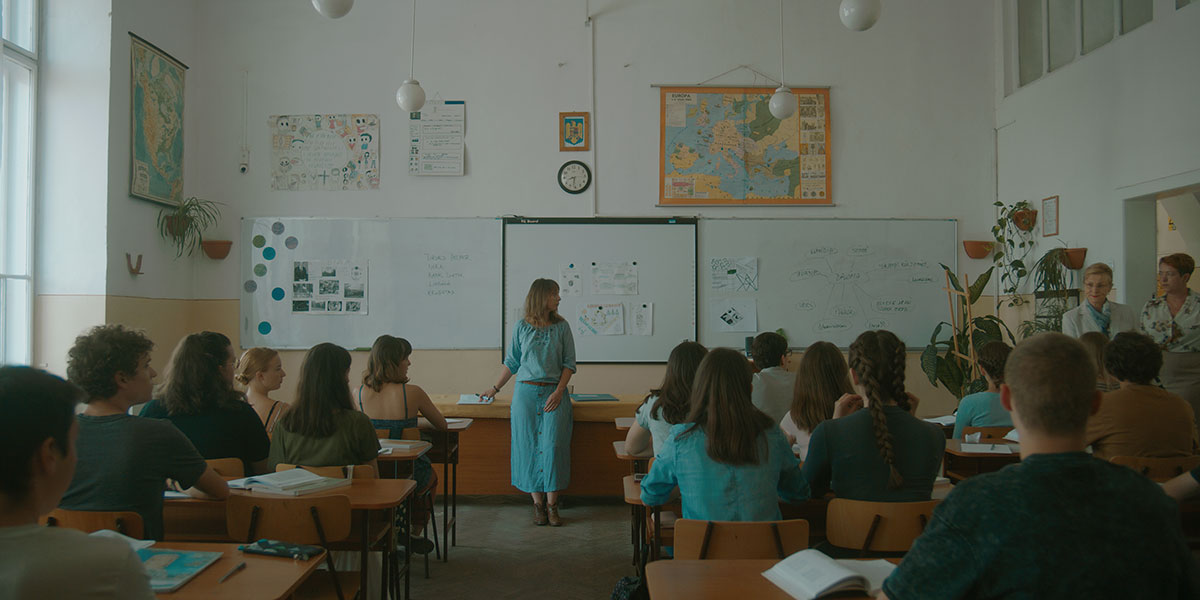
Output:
[698, 521, 714, 560]
[428, 492, 441, 561]
[771, 522, 785, 559]
[310, 507, 346, 600]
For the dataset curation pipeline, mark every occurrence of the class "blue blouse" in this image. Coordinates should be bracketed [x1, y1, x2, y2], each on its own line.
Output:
[504, 319, 577, 383]
[952, 391, 1012, 440]
[640, 423, 810, 521]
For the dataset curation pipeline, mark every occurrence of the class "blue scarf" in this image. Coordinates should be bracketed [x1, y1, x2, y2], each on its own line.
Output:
[1086, 301, 1111, 337]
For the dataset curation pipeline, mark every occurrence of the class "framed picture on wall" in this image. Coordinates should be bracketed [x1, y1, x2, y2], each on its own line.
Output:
[559, 112, 589, 151]
[129, 33, 188, 207]
[1042, 195, 1059, 237]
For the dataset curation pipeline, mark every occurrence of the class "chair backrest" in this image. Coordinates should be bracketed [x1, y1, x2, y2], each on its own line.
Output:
[673, 519, 809, 559]
[1110, 455, 1200, 482]
[275, 463, 377, 479]
[401, 428, 421, 441]
[962, 426, 1013, 442]
[206, 457, 244, 478]
[43, 508, 146, 539]
[225, 494, 352, 544]
[826, 498, 939, 555]
[374, 428, 390, 439]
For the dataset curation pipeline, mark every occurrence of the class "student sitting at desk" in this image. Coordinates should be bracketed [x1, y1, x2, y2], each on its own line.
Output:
[140, 332, 271, 475]
[880, 333, 1197, 600]
[624, 341, 707, 457]
[801, 330, 945, 502]
[951, 341, 1013, 440]
[235, 346, 289, 435]
[0, 366, 154, 599]
[749, 331, 794, 423]
[269, 343, 380, 473]
[61, 325, 229, 541]
[356, 334, 446, 547]
[1085, 331, 1198, 460]
[640, 348, 809, 520]
[1079, 331, 1120, 391]
[779, 341, 853, 460]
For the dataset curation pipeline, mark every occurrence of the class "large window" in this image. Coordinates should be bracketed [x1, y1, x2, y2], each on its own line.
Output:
[1, 0, 37, 365]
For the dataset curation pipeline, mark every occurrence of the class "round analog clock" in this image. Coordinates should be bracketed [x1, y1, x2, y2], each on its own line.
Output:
[557, 160, 592, 194]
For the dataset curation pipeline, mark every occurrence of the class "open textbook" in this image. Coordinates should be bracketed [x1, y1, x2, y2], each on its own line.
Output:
[226, 468, 350, 496]
[762, 549, 896, 600]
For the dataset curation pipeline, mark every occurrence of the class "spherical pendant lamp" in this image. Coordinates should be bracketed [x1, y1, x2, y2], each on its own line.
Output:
[312, 0, 354, 19]
[396, 79, 426, 113]
[839, 0, 882, 32]
[769, 87, 797, 120]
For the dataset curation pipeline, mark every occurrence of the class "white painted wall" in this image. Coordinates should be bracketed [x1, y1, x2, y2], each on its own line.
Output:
[36, 0, 112, 295]
[996, 3, 1200, 304]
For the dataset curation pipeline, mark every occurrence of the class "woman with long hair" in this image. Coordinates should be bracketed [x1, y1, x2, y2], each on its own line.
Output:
[800, 330, 945, 501]
[780, 341, 853, 460]
[480, 279, 576, 526]
[268, 343, 380, 472]
[640, 348, 809, 520]
[235, 347, 288, 434]
[140, 331, 270, 475]
[624, 341, 707, 456]
[1079, 331, 1119, 391]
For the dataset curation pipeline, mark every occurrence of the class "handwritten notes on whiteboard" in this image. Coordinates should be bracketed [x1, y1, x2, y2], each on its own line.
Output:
[425, 252, 472, 297]
[409, 101, 465, 176]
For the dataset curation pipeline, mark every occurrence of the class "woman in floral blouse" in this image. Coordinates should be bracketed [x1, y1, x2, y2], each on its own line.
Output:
[1141, 253, 1200, 427]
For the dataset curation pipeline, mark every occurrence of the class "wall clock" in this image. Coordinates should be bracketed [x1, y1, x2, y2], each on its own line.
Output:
[558, 160, 591, 194]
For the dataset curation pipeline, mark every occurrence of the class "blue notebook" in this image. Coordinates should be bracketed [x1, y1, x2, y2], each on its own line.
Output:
[571, 393, 618, 402]
[137, 547, 223, 592]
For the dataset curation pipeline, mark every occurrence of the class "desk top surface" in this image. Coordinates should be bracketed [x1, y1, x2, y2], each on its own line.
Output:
[945, 439, 1022, 457]
[153, 541, 323, 600]
[167, 478, 417, 510]
[430, 394, 643, 422]
[646, 559, 897, 600]
[377, 439, 432, 460]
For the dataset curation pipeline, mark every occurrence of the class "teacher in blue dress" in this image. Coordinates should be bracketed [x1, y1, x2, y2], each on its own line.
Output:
[480, 278, 576, 527]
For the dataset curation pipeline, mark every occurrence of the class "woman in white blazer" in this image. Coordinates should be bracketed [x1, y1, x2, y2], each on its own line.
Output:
[1062, 263, 1137, 338]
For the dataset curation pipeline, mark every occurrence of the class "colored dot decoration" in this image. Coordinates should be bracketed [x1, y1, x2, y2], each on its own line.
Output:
[272, 222, 285, 235]
[253, 264, 267, 277]
[258, 322, 272, 335]
[285, 236, 299, 249]
[243, 280, 257, 293]
[252, 235, 266, 248]
[271, 287, 285, 301]
[263, 247, 276, 260]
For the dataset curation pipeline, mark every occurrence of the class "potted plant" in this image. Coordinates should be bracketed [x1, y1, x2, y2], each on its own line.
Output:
[157, 196, 223, 258]
[921, 266, 1016, 399]
[1018, 246, 1080, 337]
[1060, 248, 1087, 270]
[963, 240, 994, 259]
[991, 200, 1036, 306]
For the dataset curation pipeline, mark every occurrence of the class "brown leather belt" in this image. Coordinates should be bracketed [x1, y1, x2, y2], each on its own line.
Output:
[521, 381, 556, 387]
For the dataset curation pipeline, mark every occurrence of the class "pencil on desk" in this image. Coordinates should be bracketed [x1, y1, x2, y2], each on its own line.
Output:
[218, 561, 246, 583]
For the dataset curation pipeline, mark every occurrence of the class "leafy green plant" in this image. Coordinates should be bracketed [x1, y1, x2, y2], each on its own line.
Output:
[1018, 246, 1077, 337]
[157, 196, 222, 258]
[991, 200, 1036, 306]
[921, 265, 1016, 399]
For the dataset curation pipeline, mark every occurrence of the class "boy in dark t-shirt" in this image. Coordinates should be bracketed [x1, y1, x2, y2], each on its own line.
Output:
[881, 333, 1196, 600]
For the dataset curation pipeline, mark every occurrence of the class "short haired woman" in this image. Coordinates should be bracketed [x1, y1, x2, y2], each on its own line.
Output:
[1141, 253, 1200, 429]
[1062, 263, 1137, 338]
[779, 341, 853, 460]
[235, 347, 288, 435]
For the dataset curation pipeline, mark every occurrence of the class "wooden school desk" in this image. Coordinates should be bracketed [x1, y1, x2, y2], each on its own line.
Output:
[943, 440, 1021, 483]
[615, 417, 634, 431]
[152, 541, 324, 600]
[613, 440, 654, 474]
[419, 417, 473, 562]
[429, 394, 640, 495]
[376, 439, 432, 479]
[646, 558, 901, 600]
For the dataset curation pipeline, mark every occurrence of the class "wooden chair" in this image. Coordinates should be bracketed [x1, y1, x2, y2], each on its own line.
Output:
[962, 426, 1013, 442]
[42, 509, 145, 539]
[225, 494, 360, 600]
[1110, 455, 1200, 483]
[374, 428, 390, 439]
[825, 498, 939, 557]
[206, 457, 244, 478]
[401, 427, 440, 576]
[276, 463, 377, 479]
[673, 519, 809, 559]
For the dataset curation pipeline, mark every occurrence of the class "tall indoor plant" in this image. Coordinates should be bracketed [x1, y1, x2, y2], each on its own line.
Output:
[921, 266, 1016, 399]
[1018, 245, 1082, 337]
[991, 200, 1036, 306]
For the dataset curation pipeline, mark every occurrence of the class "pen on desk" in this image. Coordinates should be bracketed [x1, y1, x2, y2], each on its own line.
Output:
[218, 561, 246, 583]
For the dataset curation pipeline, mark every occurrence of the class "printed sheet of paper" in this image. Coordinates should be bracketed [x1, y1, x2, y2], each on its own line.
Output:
[291, 259, 368, 315]
[711, 256, 759, 292]
[709, 297, 757, 333]
[664, 92, 695, 128]
[270, 114, 380, 191]
[409, 100, 465, 176]
[591, 261, 638, 295]
[632, 303, 654, 336]
[559, 263, 583, 296]
[577, 303, 625, 336]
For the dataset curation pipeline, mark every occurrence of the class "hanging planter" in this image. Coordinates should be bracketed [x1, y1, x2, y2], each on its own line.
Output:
[201, 240, 233, 260]
[156, 197, 222, 259]
[1011, 209, 1039, 232]
[1060, 248, 1087, 270]
[963, 240, 994, 259]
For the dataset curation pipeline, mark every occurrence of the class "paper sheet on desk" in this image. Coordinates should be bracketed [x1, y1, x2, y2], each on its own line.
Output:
[960, 443, 1013, 454]
[924, 414, 956, 426]
[458, 394, 493, 405]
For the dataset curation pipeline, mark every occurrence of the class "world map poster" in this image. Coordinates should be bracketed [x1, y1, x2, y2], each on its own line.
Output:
[659, 86, 831, 205]
[129, 34, 187, 205]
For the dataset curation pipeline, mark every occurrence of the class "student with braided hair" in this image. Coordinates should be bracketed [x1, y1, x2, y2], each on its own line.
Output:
[950, 341, 1013, 440]
[800, 330, 945, 501]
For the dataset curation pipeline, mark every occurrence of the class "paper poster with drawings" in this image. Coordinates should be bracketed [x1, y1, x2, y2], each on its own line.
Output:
[559, 263, 583, 296]
[711, 257, 759, 292]
[577, 303, 625, 336]
[270, 114, 380, 191]
[632, 303, 653, 336]
[591, 261, 638, 295]
[291, 259, 368, 315]
[709, 297, 758, 332]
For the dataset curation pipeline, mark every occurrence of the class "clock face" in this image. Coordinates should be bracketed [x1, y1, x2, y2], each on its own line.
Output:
[558, 160, 591, 194]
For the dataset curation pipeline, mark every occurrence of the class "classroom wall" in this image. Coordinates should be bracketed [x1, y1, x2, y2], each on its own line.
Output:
[994, 2, 1200, 304]
[1158, 192, 1200, 260]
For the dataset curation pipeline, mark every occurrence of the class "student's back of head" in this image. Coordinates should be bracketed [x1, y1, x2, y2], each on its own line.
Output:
[281, 343, 354, 437]
[684, 347, 773, 465]
[648, 341, 707, 425]
[157, 331, 241, 415]
[66, 324, 154, 403]
[976, 341, 1011, 384]
[1104, 331, 1162, 385]
[750, 332, 788, 369]
[847, 330, 910, 488]
[1004, 332, 1096, 436]
[0, 367, 82, 510]
[790, 341, 852, 433]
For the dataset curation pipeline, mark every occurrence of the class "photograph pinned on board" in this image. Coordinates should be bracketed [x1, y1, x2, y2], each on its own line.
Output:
[294, 261, 309, 282]
[344, 283, 365, 298]
[293, 283, 313, 299]
[292, 300, 309, 312]
[318, 279, 339, 295]
[326, 300, 343, 312]
[346, 301, 361, 312]
[321, 266, 337, 277]
[311, 301, 326, 311]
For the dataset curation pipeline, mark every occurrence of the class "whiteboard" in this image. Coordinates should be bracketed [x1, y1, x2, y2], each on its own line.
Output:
[503, 218, 697, 363]
[240, 218, 502, 350]
[699, 219, 957, 349]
